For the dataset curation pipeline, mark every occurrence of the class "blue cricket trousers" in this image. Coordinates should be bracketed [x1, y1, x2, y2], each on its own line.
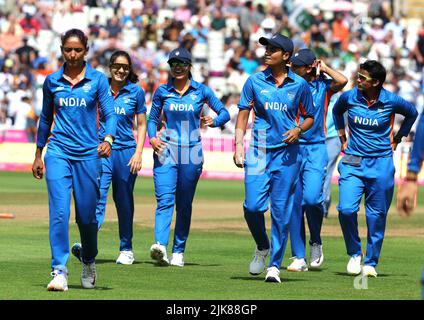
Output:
[323, 136, 341, 216]
[289, 143, 328, 259]
[153, 144, 203, 253]
[337, 155, 395, 267]
[96, 147, 138, 251]
[45, 153, 101, 270]
[243, 144, 301, 269]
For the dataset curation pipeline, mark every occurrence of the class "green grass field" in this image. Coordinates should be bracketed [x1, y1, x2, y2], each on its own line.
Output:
[0, 171, 423, 300]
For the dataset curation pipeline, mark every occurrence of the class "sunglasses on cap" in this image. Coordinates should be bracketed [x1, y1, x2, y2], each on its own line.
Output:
[110, 63, 130, 71]
[170, 61, 190, 68]
[357, 72, 373, 81]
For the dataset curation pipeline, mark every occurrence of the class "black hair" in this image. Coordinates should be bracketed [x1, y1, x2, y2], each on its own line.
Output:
[109, 50, 139, 83]
[359, 60, 386, 88]
[61, 29, 89, 49]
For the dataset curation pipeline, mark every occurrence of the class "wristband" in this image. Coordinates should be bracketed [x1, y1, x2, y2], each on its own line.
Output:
[235, 141, 243, 146]
[104, 136, 114, 146]
[296, 125, 303, 134]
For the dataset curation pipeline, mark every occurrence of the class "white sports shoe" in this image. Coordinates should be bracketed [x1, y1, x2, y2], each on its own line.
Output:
[309, 243, 324, 269]
[265, 266, 281, 283]
[287, 257, 308, 272]
[150, 243, 169, 266]
[47, 269, 68, 291]
[249, 247, 269, 275]
[347, 255, 362, 275]
[116, 250, 135, 265]
[362, 265, 378, 277]
[170, 252, 184, 267]
[81, 262, 97, 289]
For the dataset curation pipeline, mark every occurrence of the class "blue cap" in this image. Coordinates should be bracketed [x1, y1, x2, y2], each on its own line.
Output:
[167, 48, 192, 64]
[259, 33, 294, 54]
[290, 49, 316, 66]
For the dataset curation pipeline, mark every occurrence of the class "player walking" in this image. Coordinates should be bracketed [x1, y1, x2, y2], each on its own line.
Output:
[147, 48, 230, 267]
[72, 51, 147, 265]
[233, 34, 315, 283]
[32, 29, 117, 291]
[287, 49, 348, 272]
[333, 60, 418, 277]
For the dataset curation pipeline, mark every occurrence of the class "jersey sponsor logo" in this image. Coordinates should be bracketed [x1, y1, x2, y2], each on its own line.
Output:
[170, 103, 194, 112]
[54, 86, 65, 92]
[59, 97, 87, 107]
[354, 116, 379, 126]
[264, 102, 288, 111]
[260, 89, 270, 95]
[115, 106, 126, 115]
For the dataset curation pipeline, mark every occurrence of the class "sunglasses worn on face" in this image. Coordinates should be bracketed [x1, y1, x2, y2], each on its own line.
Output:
[265, 45, 282, 53]
[357, 72, 373, 81]
[110, 63, 130, 71]
[170, 62, 190, 68]
[62, 47, 85, 53]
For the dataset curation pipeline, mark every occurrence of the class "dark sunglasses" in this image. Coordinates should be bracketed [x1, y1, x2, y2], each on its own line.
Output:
[62, 47, 85, 53]
[265, 45, 282, 53]
[110, 63, 130, 71]
[170, 61, 190, 68]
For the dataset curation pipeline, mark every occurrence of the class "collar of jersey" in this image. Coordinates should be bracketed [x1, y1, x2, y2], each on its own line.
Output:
[166, 78, 199, 92]
[355, 86, 389, 106]
[263, 67, 295, 84]
[56, 61, 96, 81]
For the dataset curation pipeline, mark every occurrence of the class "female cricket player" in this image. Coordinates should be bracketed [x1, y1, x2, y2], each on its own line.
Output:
[333, 60, 418, 277]
[233, 34, 315, 283]
[147, 48, 230, 267]
[287, 48, 348, 272]
[71, 51, 147, 265]
[32, 29, 117, 291]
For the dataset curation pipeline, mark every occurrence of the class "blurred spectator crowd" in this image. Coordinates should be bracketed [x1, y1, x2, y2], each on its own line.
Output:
[0, 0, 423, 142]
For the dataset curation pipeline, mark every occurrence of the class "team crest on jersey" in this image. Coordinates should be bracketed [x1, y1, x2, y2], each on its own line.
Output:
[59, 97, 87, 107]
[287, 92, 295, 101]
[82, 83, 91, 93]
[123, 97, 131, 104]
[354, 116, 379, 126]
[189, 93, 198, 101]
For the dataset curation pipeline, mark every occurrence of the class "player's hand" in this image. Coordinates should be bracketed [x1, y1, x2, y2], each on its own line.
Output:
[128, 153, 142, 174]
[391, 141, 399, 151]
[150, 137, 167, 156]
[397, 181, 418, 218]
[32, 158, 44, 179]
[201, 116, 215, 127]
[97, 141, 112, 158]
[282, 127, 301, 144]
[233, 144, 245, 168]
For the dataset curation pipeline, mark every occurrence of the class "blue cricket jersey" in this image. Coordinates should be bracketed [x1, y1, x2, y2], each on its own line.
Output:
[408, 112, 424, 173]
[325, 92, 342, 139]
[332, 87, 418, 157]
[147, 79, 230, 147]
[36, 62, 117, 160]
[299, 75, 333, 143]
[238, 67, 314, 149]
[99, 81, 147, 150]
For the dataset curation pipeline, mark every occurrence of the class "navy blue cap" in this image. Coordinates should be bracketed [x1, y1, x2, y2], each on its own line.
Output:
[290, 49, 316, 66]
[259, 33, 294, 54]
[167, 48, 192, 64]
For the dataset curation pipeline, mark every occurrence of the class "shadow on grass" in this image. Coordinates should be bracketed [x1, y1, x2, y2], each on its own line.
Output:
[68, 285, 113, 290]
[334, 272, 390, 278]
[231, 276, 307, 282]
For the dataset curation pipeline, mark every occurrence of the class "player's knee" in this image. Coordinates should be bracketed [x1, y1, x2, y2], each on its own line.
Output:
[243, 201, 267, 215]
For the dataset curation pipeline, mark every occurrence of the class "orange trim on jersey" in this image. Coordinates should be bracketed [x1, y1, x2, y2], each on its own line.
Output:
[389, 113, 395, 144]
[96, 102, 100, 132]
[323, 91, 334, 137]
